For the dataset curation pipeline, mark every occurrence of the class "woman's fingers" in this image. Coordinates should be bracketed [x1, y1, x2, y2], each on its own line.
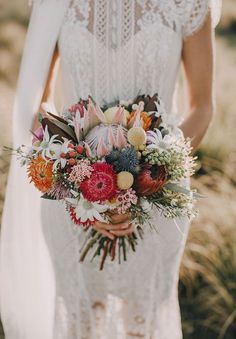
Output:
[95, 221, 130, 231]
[108, 212, 130, 224]
[92, 224, 115, 240]
[110, 223, 134, 236]
[93, 219, 134, 239]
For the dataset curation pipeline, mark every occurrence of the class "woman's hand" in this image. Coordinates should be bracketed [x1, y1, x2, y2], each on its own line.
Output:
[93, 212, 134, 240]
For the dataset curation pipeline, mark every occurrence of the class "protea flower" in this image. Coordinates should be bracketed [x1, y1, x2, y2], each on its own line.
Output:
[85, 124, 127, 157]
[134, 164, 167, 196]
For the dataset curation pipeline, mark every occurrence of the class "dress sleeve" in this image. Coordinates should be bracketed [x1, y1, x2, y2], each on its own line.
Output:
[183, 0, 222, 39]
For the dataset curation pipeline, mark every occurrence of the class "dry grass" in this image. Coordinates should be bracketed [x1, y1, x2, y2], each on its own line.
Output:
[0, 1, 236, 339]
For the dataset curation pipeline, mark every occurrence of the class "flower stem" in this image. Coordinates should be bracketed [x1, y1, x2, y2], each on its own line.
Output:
[111, 237, 117, 261]
[79, 231, 101, 262]
[90, 236, 107, 262]
[122, 237, 127, 261]
[100, 239, 110, 270]
[118, 237, 121, 264]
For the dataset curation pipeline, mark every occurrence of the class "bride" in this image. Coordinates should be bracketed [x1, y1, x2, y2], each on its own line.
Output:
[0, 0, 221, 338]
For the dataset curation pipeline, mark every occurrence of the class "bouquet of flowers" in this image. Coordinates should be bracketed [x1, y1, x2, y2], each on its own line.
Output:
[10, 93, 200, 269]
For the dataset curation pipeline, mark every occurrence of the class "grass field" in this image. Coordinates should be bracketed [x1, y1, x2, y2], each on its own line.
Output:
[0, 1, 236, 338]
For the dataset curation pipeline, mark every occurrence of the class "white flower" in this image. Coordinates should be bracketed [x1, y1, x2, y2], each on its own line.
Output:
[32, 125, 60, 160]
[66, 194, 109, 224]
[146, 129, 174, 152]
[51, 139, 74, 171]
[160, 114, 184, 136]
[154, 97, 167, 116]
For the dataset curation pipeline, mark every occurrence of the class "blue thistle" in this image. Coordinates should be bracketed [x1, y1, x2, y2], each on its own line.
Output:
[105, 147, 140, 175]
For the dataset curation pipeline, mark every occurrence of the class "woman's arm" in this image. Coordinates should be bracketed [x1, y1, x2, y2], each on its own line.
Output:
[31, 44, 59, 131]
[180, 13, 215, 152]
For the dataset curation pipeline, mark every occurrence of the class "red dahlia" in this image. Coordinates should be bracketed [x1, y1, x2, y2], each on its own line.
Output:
[80, 162, 117, 202]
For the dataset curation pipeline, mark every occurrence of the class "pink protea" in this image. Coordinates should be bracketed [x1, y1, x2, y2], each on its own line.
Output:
[68, 159, 93, 187]
[69, 103, 85, 117]
[117, 188, 138, 214]
[80, 163, 118, 202]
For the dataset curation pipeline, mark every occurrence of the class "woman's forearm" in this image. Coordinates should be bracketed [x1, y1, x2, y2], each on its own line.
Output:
[31, 45, 59, 132]
[180, 104, 214, 152]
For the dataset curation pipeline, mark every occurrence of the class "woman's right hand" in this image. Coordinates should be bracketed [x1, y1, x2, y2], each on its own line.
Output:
[93, 212, 134, 240]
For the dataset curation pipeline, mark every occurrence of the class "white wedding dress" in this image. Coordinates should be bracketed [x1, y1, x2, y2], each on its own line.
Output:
[0, 1, 221, 339]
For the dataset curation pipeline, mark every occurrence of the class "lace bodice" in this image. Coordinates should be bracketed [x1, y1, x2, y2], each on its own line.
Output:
[58, 0, 215, 111]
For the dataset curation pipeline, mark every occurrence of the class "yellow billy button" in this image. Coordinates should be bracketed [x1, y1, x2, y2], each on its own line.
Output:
[117, 171, 134, 190]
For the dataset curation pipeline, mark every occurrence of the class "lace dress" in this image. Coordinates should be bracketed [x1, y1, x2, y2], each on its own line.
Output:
[40, 1, 217, 338]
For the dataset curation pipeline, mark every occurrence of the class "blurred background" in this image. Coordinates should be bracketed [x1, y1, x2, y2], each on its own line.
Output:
[0, 1, 236, 338]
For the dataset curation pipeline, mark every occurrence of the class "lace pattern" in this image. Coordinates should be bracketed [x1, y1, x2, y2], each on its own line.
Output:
[58, 0, 221, 109]
[58, 0, 190, 108]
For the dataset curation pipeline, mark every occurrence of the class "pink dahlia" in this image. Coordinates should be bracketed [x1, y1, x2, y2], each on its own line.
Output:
[80, 162, 118, 202]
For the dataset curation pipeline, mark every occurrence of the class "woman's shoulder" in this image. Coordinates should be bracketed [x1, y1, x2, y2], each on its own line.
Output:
[179, 0, 222, 39]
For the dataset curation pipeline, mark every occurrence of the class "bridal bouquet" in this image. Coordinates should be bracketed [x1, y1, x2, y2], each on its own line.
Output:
[10, 93, 199, 269]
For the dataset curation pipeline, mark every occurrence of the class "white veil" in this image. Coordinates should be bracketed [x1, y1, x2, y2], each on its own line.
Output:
[0, 1, 69, 338]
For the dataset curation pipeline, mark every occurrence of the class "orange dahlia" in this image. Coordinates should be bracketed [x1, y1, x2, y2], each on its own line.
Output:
[27, 155, 53, 193]
[127, 111, 152, 131]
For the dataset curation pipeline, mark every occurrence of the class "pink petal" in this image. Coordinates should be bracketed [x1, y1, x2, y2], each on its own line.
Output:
[115, 125, 127, 148]
[107, 126, 116, 146]
[132, 108, 142, 127]
[87, 98, 106, 124]
[32, 126, 44, 144]
[84, 142, 93, 157]
[111, 106, 125, 124]
[96, 137, 110, 157]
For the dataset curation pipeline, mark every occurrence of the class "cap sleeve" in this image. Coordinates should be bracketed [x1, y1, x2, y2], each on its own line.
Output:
[183, 0, 222, 39]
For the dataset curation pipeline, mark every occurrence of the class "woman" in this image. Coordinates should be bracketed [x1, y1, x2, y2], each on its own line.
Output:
[0, 0, 221, 338]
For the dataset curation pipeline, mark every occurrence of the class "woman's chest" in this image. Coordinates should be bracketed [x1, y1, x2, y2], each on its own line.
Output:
[58, 0, 187, 106]
[59, 0, 187, 48]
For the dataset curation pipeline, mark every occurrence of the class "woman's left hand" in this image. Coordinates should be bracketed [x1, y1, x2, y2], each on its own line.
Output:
[107, 211, 134, 237]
